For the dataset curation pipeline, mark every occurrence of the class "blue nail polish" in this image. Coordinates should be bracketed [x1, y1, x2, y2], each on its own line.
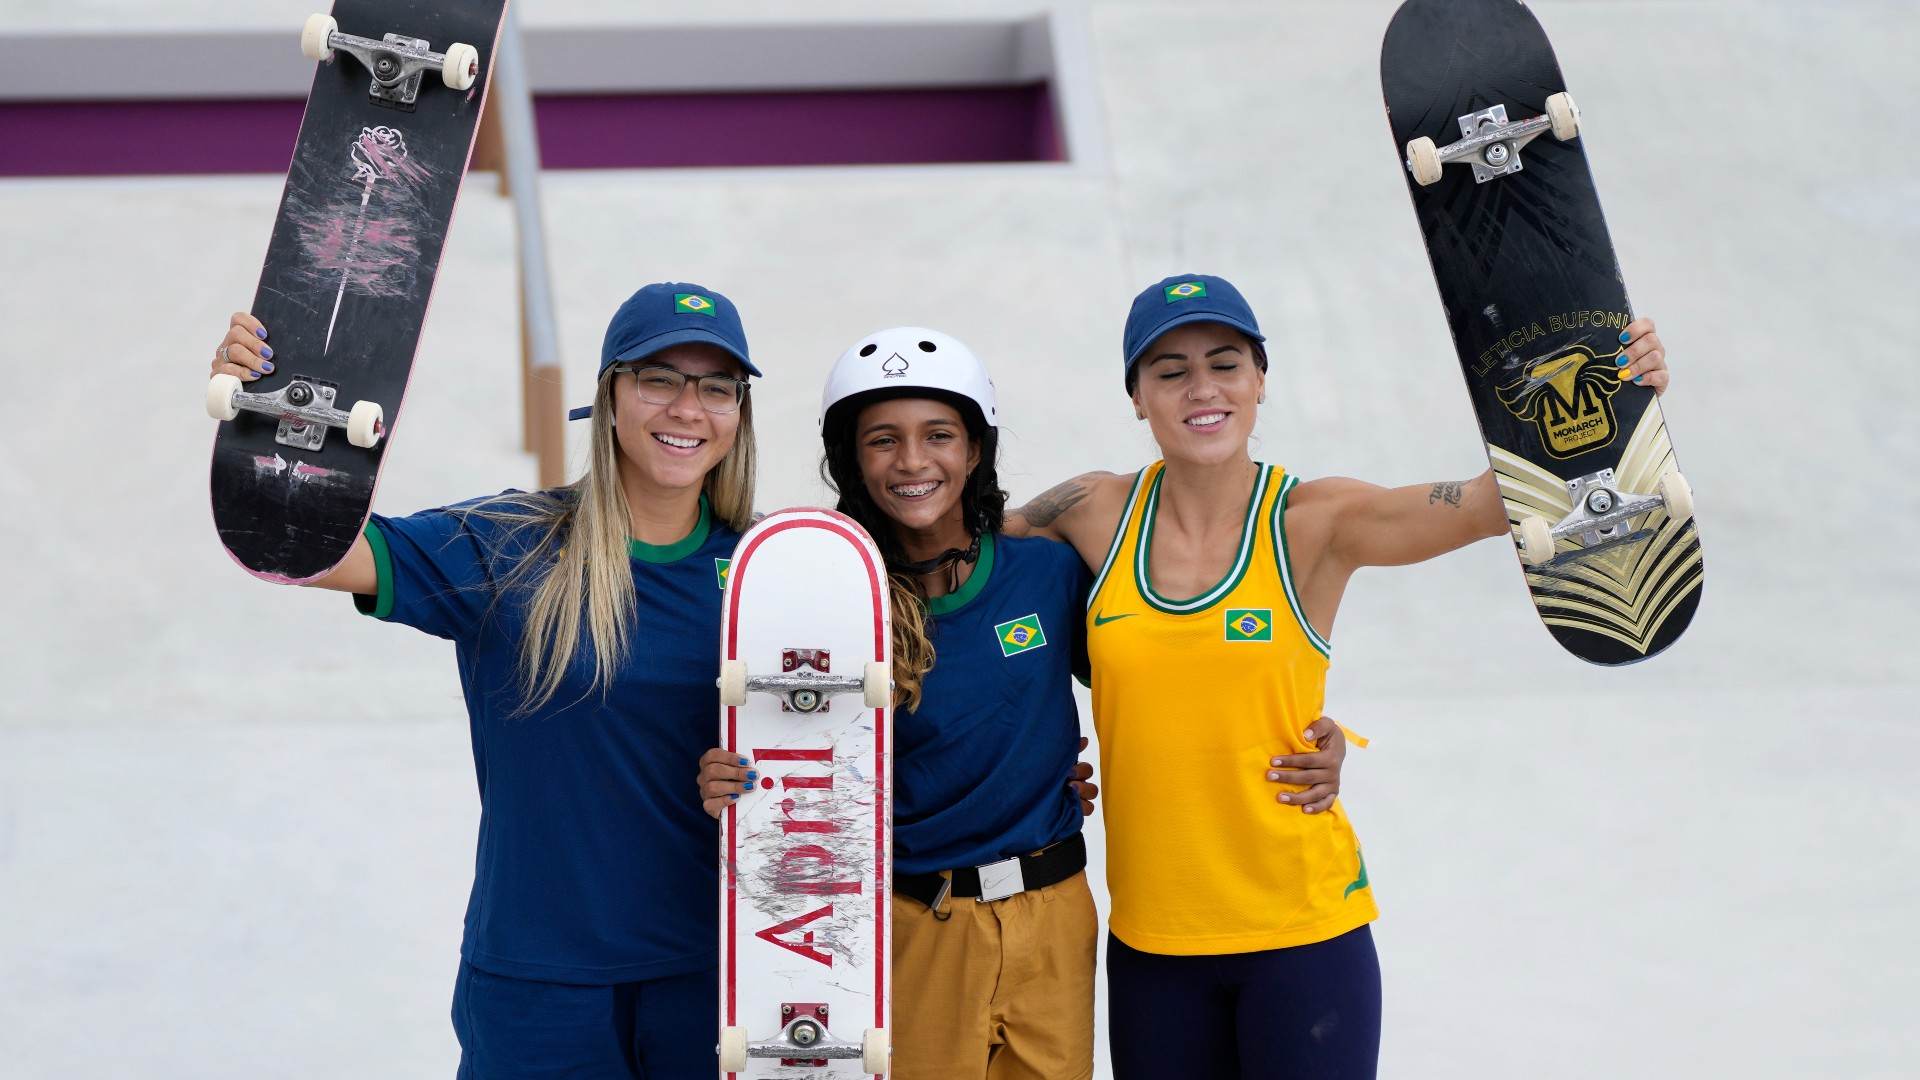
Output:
[741, 781, 754, 792]
[746, 770, 758, 782]
[1634, 375, 1645, 385]
[737, 757, 748, 767]
[261, 345, 273, 359]
[1614, 354, 1627, 366]
[729, 793, 739, 801]
[256, 327, 268, 339]
[262, 361, 274, 373]
[1619, 330, 1631, 344]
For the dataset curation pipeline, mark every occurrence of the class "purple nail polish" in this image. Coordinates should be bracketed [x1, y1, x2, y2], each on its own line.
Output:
[256, 327, 268, 339]
[261, 345, 273, 359]
[261, 361, 274, 373]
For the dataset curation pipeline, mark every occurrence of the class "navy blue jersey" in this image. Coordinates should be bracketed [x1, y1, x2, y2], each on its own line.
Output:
[355, 492, 735, 984]
[894, 532, 1092, 876]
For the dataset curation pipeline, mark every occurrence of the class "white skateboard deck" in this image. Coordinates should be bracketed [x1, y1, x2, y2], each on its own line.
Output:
[717, 509, 892, 1078]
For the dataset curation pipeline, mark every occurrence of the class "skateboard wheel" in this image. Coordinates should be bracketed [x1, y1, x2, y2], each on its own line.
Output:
[346, 400, 384, 448]
[206, 373, 243, 422]
[1406, 136, 1442, 186]
[1657, 470, 1694, 524]
[1515, 514, 1555, 567]
[718, 660, 748, 707]
[442, 43, 479, 91]
[1546, 92, 1580, 141]
[862, 1028, 888, 1074]
[717, 1025, 748, 1072]
[300, 14, 336, 62]
[862, 660, 890, 710]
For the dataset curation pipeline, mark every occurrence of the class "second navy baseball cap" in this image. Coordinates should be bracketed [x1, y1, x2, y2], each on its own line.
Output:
[1121, 273, 1266, 387]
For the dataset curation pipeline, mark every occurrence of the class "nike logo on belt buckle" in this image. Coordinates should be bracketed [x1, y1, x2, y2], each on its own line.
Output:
[975, 857, 1026, 902]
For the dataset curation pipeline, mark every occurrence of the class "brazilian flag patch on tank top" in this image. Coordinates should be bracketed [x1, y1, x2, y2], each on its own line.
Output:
[994, 614, 1048, 657]
[1225, 608, 1272, 642]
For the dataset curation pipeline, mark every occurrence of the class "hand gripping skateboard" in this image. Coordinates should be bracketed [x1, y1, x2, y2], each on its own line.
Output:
[1381, 0, 1704, 664]
[205, 1, 505, 582]
[717, 510, 893, 1077]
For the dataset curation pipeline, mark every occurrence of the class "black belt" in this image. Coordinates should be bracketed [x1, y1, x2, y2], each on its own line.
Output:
[895, 832, 1086, 912]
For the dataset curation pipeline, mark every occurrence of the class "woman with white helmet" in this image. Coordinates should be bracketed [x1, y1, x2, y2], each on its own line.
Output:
[697, 326, 1278, 1080]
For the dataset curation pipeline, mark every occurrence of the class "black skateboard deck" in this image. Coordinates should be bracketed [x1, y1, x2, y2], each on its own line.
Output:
[207, 0, 506, 582]
[1381, 0, 1703, 665]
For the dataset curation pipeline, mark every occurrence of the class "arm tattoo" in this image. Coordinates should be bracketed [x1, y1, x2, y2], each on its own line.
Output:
[1428, 481, 1465, 508]
[1018, 479, 1091, 528]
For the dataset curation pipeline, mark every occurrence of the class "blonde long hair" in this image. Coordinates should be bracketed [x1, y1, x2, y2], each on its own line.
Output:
[465, 373, 756, 714]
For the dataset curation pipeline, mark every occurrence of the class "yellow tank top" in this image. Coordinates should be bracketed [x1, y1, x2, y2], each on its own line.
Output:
[1086, 461, 1376, 955]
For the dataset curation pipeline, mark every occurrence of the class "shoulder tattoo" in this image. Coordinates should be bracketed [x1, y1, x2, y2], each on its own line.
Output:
[1018, 478, 1093, 528]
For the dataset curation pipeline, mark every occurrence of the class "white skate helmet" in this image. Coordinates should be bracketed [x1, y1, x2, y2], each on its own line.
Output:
[819, 327, 997, 433]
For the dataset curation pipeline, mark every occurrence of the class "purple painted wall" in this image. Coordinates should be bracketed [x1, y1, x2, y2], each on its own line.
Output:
[0, 84, 1060, 178]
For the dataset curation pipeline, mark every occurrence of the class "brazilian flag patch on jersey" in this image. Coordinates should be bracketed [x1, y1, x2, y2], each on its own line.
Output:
[1225, 608, 1272, 642]
[1164, 281, 1208, 303]
[994, 614, 1048, 657]
[714, 558, 731, 590]
[675, 293, 717, 316]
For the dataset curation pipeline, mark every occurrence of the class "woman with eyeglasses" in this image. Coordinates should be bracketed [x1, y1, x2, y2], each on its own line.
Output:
[207, 282, 761, 1079]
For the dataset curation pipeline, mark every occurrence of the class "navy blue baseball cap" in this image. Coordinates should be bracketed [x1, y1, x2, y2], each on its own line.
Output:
[1121, 273, 1266, 387]
[570, 282, 758, 420]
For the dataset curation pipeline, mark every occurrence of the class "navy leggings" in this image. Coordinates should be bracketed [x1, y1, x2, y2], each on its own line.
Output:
[1107, 926, 1381, 1080]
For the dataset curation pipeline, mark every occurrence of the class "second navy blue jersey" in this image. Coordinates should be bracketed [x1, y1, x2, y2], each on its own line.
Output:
[893, 532, 1092, 876]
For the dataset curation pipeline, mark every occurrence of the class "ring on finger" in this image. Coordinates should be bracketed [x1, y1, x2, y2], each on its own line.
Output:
[219, 344, 231, 363]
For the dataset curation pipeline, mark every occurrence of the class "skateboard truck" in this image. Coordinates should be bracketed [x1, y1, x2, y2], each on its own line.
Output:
[1404, 94, 1581, 186]
[301, 14, 480, 109]
[718, 653, 891, 713]
[205, 372, 385, 451]
[1514, 467, 1695, 568]
[718, 1004, 888, 1073]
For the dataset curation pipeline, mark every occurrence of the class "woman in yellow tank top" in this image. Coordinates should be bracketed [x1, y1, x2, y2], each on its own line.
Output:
[1004, 273, 1672, 1078]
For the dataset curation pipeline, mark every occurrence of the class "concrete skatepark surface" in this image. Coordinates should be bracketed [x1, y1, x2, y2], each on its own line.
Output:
[1, 1, 1914, 1076]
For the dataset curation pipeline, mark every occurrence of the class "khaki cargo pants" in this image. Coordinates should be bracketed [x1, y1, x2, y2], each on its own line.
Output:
[889, 869, 1097, 1080]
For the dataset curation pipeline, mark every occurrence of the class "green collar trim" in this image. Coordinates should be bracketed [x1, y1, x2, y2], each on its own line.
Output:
[925, 532, 997, 616]
[1135, 464, 1270, 615]
[629, 495, 711, 563]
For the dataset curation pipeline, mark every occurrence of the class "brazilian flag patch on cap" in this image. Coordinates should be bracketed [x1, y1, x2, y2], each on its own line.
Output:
[1225, 608, 1271, 642]
[675, 293, 717, 316]
[994, 614, 1048, 657]
[1164, 281, 1208, 303]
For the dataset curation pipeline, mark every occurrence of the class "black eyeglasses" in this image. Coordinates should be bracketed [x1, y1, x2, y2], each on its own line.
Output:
[613, 363, 749, 414]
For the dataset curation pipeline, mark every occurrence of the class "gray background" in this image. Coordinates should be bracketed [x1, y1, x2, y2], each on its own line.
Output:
[1, 1, 1914, 1076]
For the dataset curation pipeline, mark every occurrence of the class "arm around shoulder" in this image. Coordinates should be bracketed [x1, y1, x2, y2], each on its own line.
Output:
[1005, 471, 1128, 546]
